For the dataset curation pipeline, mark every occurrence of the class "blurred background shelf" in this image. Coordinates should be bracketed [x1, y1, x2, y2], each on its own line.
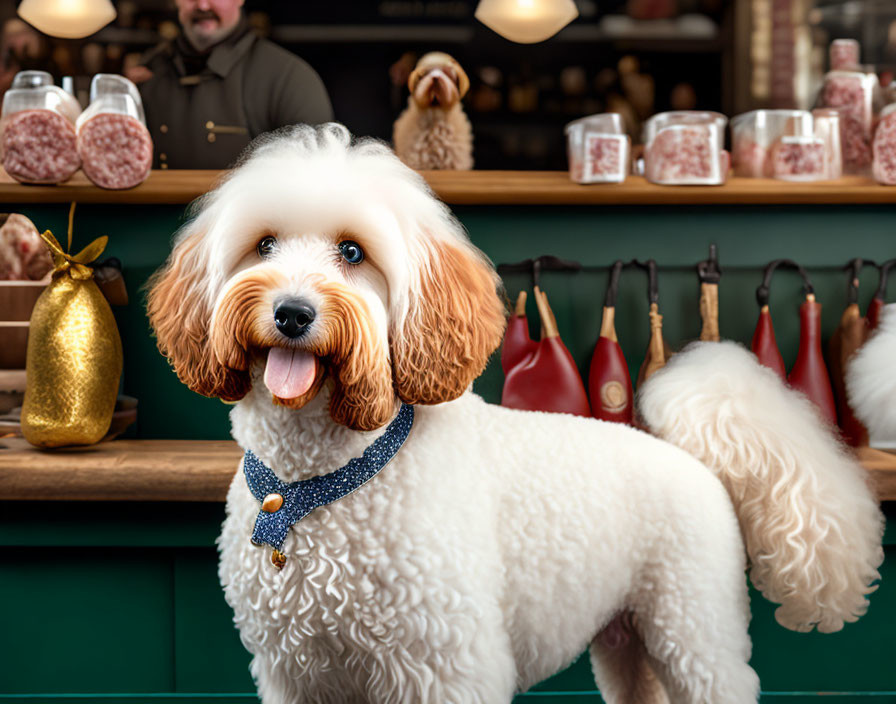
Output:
[1, 437, 894, 501]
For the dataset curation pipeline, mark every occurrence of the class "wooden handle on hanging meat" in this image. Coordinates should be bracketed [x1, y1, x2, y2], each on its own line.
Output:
[641, 302, 667, 382]
[697, 245, 721, 342]
[599, 306, 618, 342]
[699, 282, 720, 342]
[534, 286, 559, 338]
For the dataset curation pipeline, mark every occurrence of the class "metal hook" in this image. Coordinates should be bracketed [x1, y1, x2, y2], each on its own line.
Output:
[756, 259, 814, 308]
[697, 244, 722, 284]
[875, 259, 896, 300]
[604, 260, 624, 308]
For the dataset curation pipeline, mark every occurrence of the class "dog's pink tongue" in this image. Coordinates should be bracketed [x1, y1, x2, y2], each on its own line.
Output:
[264, 348, 317, 399]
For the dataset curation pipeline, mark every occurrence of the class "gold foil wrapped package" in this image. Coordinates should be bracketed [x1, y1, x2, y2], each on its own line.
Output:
[21, 224, 122, 447]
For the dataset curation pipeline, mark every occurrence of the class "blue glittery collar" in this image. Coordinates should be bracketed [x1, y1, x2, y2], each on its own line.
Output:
[242, 403, 415, 569]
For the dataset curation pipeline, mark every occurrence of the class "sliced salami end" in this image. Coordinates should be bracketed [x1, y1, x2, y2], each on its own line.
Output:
[2, 109, 80, 184]
[78, 113, 153, 190]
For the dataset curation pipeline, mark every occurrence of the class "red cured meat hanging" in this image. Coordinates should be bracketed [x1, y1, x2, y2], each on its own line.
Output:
[751, 260, 792, 380]
[866, 259, 894, 330]
[501, 291, 538, 374]
[502, 286, 591, 417]
[589, 260, 633, 424]
[789, 293, 837, 426]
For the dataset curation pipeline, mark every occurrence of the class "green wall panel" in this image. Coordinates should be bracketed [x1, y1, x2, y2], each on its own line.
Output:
[172, 551, 254, 693]
[0, 503, 893, 700]
[0, 547, 175, 693]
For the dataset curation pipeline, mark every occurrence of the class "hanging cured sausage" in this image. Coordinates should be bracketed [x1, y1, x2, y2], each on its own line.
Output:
[866, 259, 894, 331]
[589, 260, 633, 424]
[751, 260, 791, 380]
[789, 291, 838, 427]
[502, 286, 591, 417]
[828, 258, 870, 446]
[501, 290, 538, 374]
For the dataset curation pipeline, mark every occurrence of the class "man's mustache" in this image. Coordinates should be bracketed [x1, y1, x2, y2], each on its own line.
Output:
[190, 10, 219, 23]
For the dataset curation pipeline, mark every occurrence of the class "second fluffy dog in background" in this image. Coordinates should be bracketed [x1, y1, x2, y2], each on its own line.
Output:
[393, 52, 474, 170]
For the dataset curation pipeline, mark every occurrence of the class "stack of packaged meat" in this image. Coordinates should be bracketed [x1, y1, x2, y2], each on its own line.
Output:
[642, 111, 728, 185]
[731, 109, 838, 181]
[565, 113, 630, 184]
[872, 103, 896, 185]
[76, 74, 153, 190]
[818, 70, 876, 173]
[0, 213, 52, 281]
[0, 71, 82, 185]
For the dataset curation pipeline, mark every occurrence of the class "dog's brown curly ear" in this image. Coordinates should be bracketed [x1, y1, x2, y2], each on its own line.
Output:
[392, 239, 505, 404]
[147, 231, 251, 401]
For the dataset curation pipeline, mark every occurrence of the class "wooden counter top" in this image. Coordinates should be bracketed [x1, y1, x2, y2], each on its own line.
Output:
[1, 437, 894, 502]
[1, 169, 896, 206]
[0, 438, 241, 501]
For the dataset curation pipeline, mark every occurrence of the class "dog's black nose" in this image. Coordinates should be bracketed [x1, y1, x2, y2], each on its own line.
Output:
[273, 299, 316, 338]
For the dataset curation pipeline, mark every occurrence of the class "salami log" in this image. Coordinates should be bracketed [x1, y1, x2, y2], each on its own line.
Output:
[1, 109, 80, 184]
[78, 112, 153, 190]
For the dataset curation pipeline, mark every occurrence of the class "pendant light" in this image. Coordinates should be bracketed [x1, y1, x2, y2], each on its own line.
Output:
[475, 0, 579, 44]
[18, 0, 116, 39]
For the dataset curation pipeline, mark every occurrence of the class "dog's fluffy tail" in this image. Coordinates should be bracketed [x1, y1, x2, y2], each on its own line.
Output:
[847, 303, 896, 439]
[638, 341, 884, 633]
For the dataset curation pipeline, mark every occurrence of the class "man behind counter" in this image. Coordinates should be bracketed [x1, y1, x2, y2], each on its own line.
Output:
[131, 0, 333, 169]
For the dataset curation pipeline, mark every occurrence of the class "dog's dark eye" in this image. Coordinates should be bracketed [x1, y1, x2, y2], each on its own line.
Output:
[256, 235, 277, 259]
[339, 240, 364, 264]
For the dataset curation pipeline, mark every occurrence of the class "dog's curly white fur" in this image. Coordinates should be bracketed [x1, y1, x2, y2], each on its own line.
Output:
[148, 124, 883, 704]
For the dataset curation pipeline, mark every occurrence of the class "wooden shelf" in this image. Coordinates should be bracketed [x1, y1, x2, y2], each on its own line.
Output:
[0, 169, 223, 205]
[422, 172, 896, 205]
[0, 438, 240, 502]
[1, 169, 896, 206]
[1, 437, 894, 502]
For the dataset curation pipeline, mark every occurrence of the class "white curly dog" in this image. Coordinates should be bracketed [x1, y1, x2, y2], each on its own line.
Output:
[148, 124, 883, 704]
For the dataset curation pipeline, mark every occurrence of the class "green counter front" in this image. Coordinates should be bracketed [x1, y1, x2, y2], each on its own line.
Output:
[1, 172, 895, 703]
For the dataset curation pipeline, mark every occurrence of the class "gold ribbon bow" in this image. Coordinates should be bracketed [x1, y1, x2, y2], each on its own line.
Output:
[41, 203, 108, 281]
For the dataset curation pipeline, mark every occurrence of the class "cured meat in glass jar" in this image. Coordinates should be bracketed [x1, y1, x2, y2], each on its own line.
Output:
[872, 105, 896, 185]
[0, 71, 82, 184]
[76, 74, 154, 190]
[819, 72, 874, 173]
[565, 113, 629, 184]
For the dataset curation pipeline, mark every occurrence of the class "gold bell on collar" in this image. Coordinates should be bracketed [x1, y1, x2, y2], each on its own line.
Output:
[21, 203, 122, 448]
